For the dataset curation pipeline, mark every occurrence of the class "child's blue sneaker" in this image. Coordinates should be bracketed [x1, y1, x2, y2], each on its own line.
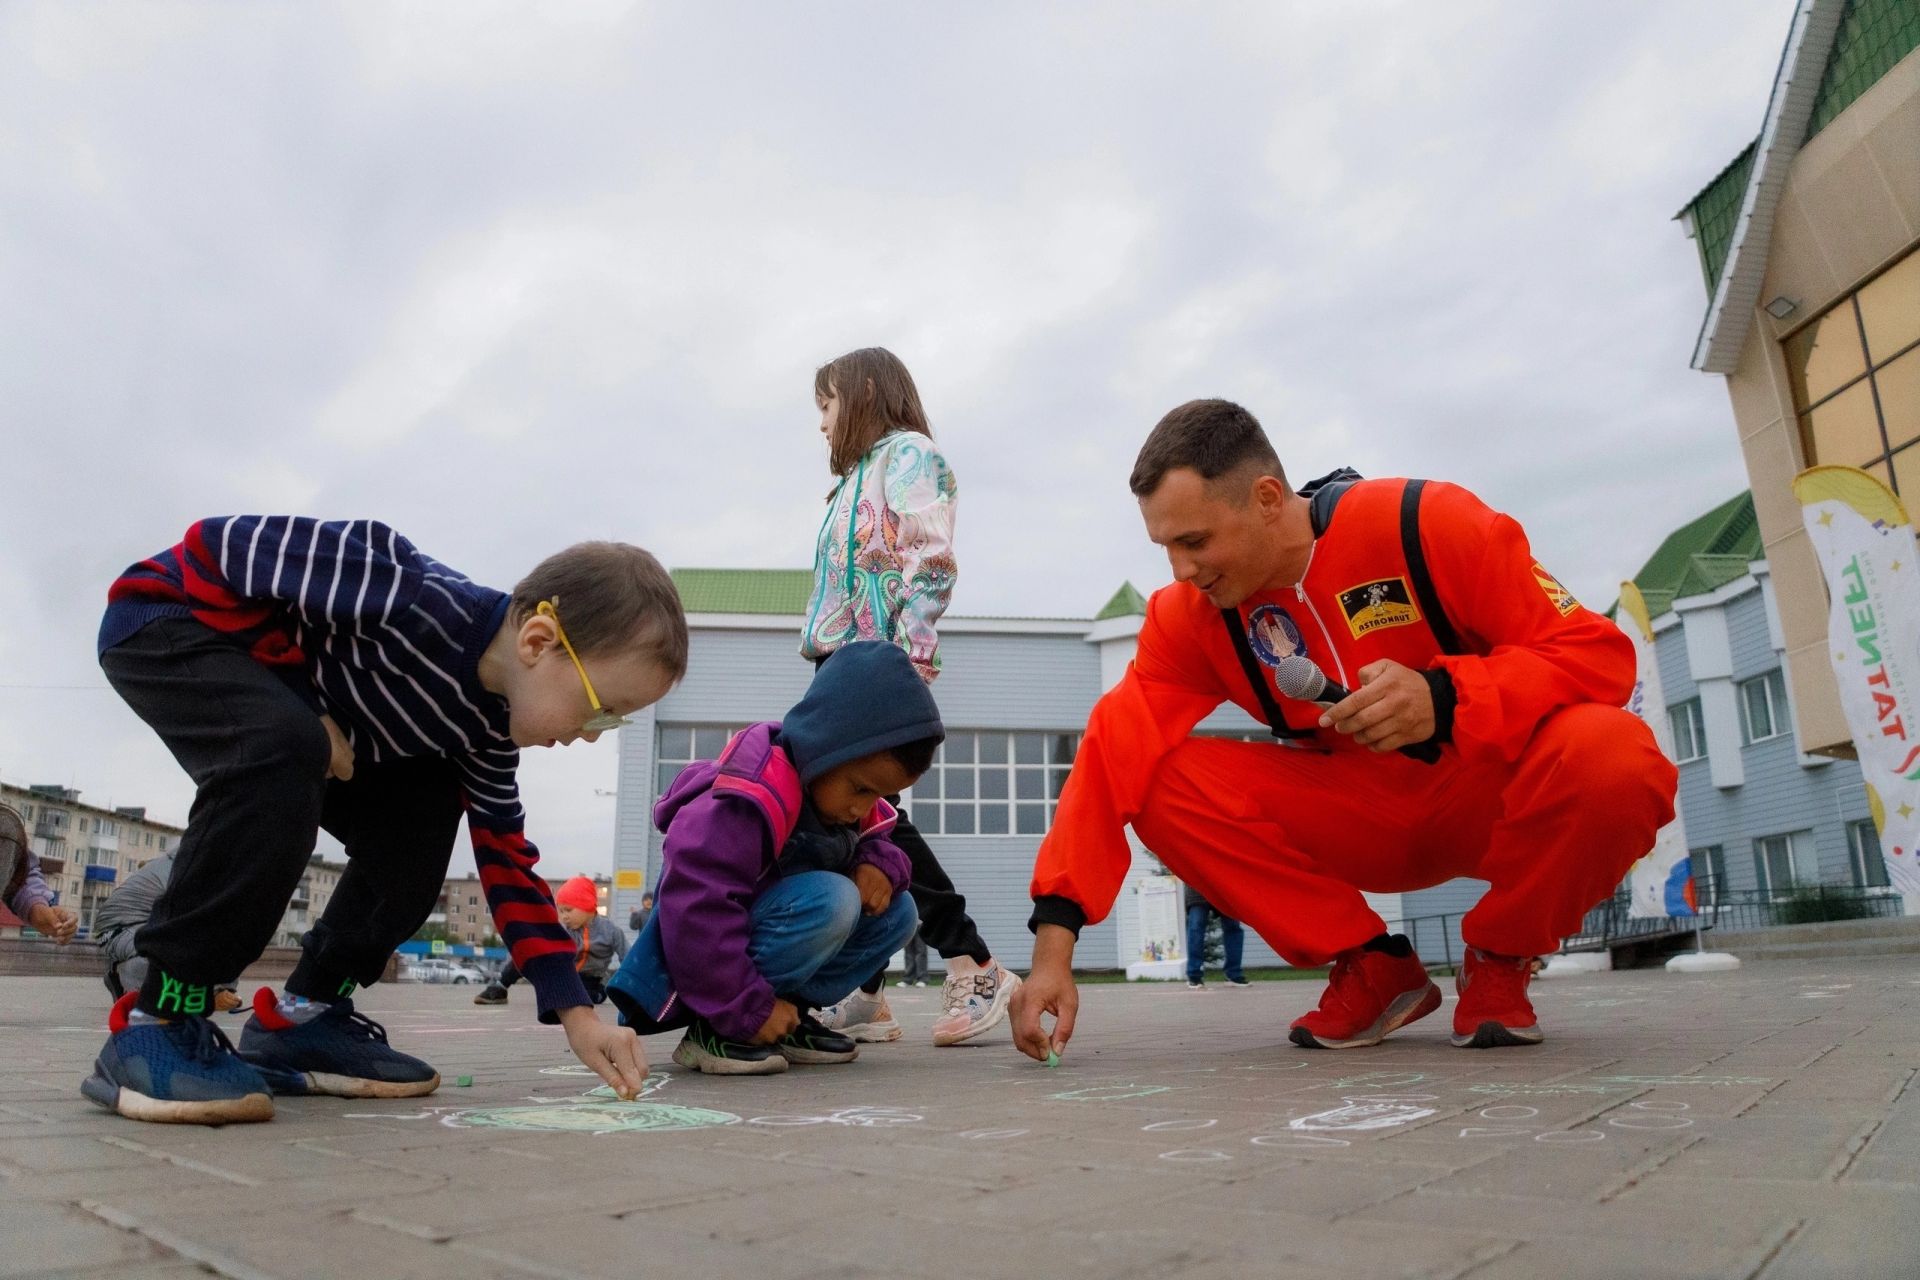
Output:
[80, 992, 274, 1125]
[238, 988, 441, 1098]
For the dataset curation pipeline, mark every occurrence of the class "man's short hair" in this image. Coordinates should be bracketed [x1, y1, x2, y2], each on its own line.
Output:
[1128, 399, 1286, 499]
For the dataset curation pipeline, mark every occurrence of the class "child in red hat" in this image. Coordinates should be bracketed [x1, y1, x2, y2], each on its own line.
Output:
[475, 875, 627, 1007]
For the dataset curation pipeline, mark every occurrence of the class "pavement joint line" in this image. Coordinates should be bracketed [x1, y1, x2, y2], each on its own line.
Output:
[445, 1240, 594, 1280]
[1740, 1216, 1808, 1280]
[1822, 1115, 1888, 1183]
[1422, 1239, 1525, 1280]
[96, 1134, 261, 1186]
[1731, 1077, 1793, 1118]
[75, 1198, 274, 1280]
[1324, 1148, 1515, 1224]
[1592, 1133, 1708, 1203]
[1791, 1042, 1840, 1071]
[348, 1207, 455, 1243]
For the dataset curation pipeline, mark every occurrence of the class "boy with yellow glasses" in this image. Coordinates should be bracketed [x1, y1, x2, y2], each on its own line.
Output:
[84, 517, 686, 1125]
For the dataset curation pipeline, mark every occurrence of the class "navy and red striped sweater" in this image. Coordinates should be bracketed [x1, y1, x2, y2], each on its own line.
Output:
[100, 516, 589, 1018]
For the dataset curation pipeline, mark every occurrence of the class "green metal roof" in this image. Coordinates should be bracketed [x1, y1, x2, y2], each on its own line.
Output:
[671, 568, 815, 615]
[1682, 142, 1758, 300]
[1678, 0, 1919, 297]
[1095, 581, 1147, 621]
[1805, 0, 1920, 135]
[1625, 492, 1762, 619]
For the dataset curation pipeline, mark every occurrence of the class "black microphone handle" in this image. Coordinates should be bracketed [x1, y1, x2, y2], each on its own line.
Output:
[1315, 675, 1440, 765]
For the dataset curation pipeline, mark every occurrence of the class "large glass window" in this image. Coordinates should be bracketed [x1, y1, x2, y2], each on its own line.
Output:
[1669, 699, 1706, 762]
[1689, 845, 1726, 908]
[1739, 669, 1789, 745]
[1848, 819, 1891, 890]
[654, 724, 745, 796]
[1752, 831, 1819, 897]
[1790, 249, 1920, 490]
[908, 731, 1077, 836]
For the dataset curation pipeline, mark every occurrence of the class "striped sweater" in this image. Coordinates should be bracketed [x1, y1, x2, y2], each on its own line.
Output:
[99, 517, 589, 1018]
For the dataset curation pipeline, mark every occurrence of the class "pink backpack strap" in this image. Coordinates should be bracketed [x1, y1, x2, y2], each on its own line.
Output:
[710, 728, 805, 851]
[857, 797, 899, 843]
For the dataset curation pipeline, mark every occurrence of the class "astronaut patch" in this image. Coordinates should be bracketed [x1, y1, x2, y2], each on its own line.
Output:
[1337, 577, 1420, 638]
[1247, 603, 1306, 667]
[1533, 562, 1578, 615]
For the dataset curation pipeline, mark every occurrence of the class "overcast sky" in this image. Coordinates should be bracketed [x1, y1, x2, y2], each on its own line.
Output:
[2, 1, 1789, 877]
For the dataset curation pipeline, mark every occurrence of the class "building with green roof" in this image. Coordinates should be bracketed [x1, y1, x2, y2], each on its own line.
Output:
[1674, 0, 1919, 757]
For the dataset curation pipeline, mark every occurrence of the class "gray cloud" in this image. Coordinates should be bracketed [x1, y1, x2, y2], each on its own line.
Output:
[1, 1, 1787, 872]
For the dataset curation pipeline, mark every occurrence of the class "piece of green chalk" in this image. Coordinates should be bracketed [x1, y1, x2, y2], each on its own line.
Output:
[1045, 1051, 1060, 1068]
[455, 1075, 473, 1087]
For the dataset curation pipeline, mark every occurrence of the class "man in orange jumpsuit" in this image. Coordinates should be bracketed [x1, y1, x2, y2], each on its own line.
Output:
[1012, 400, 1676, 1058]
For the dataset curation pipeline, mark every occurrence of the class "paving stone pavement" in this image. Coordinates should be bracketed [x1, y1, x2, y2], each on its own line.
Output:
[2, 961, 1916, 1280]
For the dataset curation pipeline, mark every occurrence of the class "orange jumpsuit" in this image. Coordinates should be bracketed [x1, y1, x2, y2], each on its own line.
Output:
[1031, 477, 1678, 962]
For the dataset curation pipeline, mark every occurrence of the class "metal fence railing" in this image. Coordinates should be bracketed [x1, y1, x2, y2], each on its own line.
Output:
[1557, 885, 1908, 954]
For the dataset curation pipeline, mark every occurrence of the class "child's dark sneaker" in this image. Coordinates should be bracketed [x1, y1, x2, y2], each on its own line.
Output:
[472, 982, 509, 1006]
[80, 992, 274, 1125]
[238, 988, 441, 1097]
[1289, 937, 1441, 1049]
[671, 1016, 789, 1075]
[1451, 948, 1545, 1048]
[775, 1009, 858, 1065]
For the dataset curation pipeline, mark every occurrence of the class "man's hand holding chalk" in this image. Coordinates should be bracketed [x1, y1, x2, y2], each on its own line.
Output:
[1011, 924, 1079, 1064]
[559, 1006, 648, 1100]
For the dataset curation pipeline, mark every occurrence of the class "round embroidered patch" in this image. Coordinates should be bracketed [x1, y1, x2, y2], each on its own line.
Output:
[1246, 604, 1306, 666]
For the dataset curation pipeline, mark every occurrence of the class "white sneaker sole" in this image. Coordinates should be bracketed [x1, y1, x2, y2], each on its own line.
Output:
[933, 969, 1022, 1046]
[838, 1019, 903, 1043]
[86, 1079, 273, 1125]
[301, 1070, 442, 1099]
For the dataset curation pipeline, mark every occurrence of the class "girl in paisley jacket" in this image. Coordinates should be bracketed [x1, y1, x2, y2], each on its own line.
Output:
[801, 347, 1023, 1048]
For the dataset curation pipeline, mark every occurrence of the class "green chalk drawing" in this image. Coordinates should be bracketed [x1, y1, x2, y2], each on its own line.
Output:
[442, 1100, 739, 1135]
[1048, 1083, 1174, 1102]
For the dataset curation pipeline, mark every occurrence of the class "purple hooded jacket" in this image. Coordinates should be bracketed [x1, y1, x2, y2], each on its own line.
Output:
[651, 722, 911, 1041]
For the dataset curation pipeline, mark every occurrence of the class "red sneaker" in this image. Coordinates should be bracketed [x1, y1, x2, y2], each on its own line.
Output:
[1451, 947, 1545, 1048]
[1289, 942, 1441, 1049]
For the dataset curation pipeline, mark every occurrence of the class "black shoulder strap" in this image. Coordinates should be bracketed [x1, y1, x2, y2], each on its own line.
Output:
[1219, 608, 1316, 741]
[1400, 479, 1463, 655]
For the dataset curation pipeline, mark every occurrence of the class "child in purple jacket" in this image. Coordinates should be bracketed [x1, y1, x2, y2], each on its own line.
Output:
[608, 642, 935, 1075]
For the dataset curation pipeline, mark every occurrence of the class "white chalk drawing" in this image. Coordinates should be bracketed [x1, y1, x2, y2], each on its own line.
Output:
[1327, 1071, 1430, 1090]
[1238, 1063, 1309, 1072]
[343, 1109, 439, 1121]
[1607, 1114, 1694, 1131]
[1047, 1083, 1175, 1102]
[1158, 1149, 1232, 1162]
[1627, 1100, 1690, 1112]
[1477, 1105, 1539, 1121]
[1798, 992, 1839, 999]
[1458, 1127, 1529, 1138]
[1534, 1130, 1606, 1144]
[1575, 998, 1648, 1008]
[1251, 1133, 1350, 1149]
[959, 1128, 1029, 1140]
[582, 1074, 671, 1101]
[1593, 1075, 1769, 1088]
[538, 1063, 600, 1076]
[1290, 1097, 1437, 1133]
[1142, 1118, 1218, 1132]
[749, 1106, 924, 1128]
[442, 1101, 740, 1135]
[1468, 1083, 1625, 1097]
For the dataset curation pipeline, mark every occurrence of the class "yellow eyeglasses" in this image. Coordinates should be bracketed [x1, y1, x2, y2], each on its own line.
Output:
[537, 600, 632, 733]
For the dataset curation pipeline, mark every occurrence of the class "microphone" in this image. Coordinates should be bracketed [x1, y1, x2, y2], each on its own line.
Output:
[1271, 654, 1440, 765]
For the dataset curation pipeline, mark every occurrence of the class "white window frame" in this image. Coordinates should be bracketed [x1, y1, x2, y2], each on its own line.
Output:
[654, 723, 747, 799]
[1753, 831, 1818, 897]
[1689, 844, 1726, 907]
[906, 731, 1078, 837]
[1669, 699, 1707, 763]
[1739, 669, 1789, 745]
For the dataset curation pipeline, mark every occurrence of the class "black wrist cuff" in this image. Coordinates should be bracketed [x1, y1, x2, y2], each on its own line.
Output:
[1028, 895, 1087, 937]
[1420, 667, 1457, 746]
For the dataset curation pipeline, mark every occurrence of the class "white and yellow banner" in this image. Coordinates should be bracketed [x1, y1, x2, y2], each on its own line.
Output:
[1618, 581, 1696, 917]
[1795, 465, 1920, 895]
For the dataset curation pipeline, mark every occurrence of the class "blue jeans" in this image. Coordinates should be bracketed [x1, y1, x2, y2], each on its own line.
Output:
[749, 871, 919, 1008]
[1186, 905, 1245, 983]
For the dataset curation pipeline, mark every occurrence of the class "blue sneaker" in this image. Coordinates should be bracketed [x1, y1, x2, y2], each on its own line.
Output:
[238, 988, 440, 1098]
[80, 992, 274, 1125]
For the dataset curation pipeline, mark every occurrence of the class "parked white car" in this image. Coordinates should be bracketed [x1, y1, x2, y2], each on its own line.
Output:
[407, 957, 489, 984]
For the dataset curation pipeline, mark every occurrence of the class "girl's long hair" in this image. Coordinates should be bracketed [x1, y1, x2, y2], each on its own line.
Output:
[815, 347, 932, 479]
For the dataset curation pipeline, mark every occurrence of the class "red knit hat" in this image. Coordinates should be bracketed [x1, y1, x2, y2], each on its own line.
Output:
[555, 876, 599, 914]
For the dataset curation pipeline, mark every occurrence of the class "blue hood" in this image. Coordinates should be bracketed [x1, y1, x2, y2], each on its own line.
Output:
[782, 642, 944, 785]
